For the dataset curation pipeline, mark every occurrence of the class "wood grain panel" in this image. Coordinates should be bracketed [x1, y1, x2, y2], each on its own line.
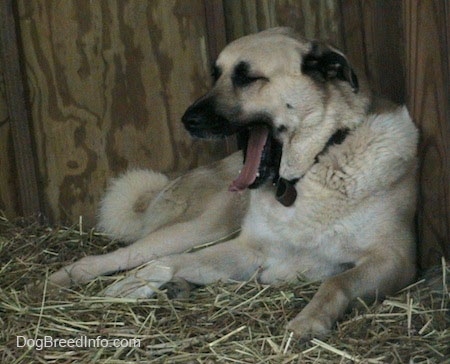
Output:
[404, 0, 450, 267]
[340, 0, 405, 104]
[204, 0, 227, 61]
[17, 0, 227, 226]
[0, 0, 41, 218]
[0, 71, 18, 217]
[224, 0, 342, 46]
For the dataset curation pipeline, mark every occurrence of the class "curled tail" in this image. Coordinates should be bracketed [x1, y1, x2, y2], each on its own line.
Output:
[98, 169, 169, 243]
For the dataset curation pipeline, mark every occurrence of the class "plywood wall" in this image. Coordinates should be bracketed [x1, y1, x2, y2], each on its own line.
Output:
[0, 69, 18, 217]
[224, 0, 342, 46]
[16, 0, 228, 225]
[404, 0, 450, 267]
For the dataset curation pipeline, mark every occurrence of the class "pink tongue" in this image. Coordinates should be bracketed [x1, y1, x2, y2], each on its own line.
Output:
[229, 126, 269, 192]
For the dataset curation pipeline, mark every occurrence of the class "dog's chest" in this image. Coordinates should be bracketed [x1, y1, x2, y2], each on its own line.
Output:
[244, 181, 347, 239]
[241, 185, 361, 281]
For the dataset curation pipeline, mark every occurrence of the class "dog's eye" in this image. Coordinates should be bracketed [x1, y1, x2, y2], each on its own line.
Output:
[277, 125, 287, 133]
[232, 61, 267, 88]
[233, 74, 264, 87]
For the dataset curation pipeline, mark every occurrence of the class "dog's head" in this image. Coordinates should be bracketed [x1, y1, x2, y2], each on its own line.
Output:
[182, 27, 370, 193]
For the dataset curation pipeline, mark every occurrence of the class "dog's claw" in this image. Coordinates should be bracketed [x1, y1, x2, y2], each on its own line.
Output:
[102, 260, 174, 298]
[102, 277, 161, 298]
[286, 313, 331, 339]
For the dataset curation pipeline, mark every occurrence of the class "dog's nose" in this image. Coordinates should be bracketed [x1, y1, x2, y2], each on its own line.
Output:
[181, 96, 239, 138]
[181, 104, 194, 127]
[181, 104, 199, 127]
[181, 96, 210, 128]
[181, 96, 223, 138]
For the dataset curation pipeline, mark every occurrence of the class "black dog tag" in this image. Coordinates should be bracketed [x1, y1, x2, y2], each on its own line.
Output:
[276, 178, 297, 207]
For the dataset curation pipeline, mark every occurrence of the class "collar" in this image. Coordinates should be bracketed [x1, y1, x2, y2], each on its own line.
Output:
[275, 128, 350, 207]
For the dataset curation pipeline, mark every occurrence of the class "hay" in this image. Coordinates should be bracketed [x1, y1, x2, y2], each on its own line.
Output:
[0, 213, 448, 363]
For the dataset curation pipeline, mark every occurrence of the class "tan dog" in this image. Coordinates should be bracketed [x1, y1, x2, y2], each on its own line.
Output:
[43, 28, 418, 338]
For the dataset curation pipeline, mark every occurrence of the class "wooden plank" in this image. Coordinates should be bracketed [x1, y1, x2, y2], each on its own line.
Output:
[16, 0, 228, 226]
[404, 0, 450, 268]
[0, 72, 19, 217]
[0, 0, 41, 218]
[360, 0, 405, 104]
[223, 0, 259, 40]
[204, 0, 227, 61]
[224, 0, 342, 46]
[340, 0, 405, 104]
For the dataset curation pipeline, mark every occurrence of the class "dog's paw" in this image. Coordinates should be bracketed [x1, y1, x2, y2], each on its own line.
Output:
[102, 276, 161, 298]
[286, 312, 332, 339]
[25, 281, 50, 300]
[161, 277, 194, 299]
[102, 260, 173, 298]
[26, 271, 73, 299]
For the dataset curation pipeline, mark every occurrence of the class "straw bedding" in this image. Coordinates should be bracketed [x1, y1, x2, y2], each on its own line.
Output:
[0, 213, 448, 363]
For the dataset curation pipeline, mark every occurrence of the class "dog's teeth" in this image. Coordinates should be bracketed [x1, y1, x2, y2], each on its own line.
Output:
[256, 173, 260, 177]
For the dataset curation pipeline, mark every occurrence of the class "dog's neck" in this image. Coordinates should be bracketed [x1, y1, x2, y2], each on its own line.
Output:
[315, 128, 350, 163]
[275, 127, 350, 207]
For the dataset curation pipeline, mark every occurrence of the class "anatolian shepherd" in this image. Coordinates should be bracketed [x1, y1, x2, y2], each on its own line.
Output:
[39, 28, 418, 338]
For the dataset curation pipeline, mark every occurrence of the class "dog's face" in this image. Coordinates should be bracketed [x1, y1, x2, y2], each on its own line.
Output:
[182, 27, 368, 192]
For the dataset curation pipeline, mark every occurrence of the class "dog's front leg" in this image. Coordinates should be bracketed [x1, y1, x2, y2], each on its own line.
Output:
[287, 249, 415, 338]
[103, 238, 264, 298]
[33, 217, 236, 294]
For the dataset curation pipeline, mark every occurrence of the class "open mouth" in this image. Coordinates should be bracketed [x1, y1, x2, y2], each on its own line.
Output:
[180, 98, 282, 192]
[229, 125, 282, 192]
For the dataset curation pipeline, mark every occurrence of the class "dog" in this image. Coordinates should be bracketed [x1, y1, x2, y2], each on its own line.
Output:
[41, 27, 419, 338]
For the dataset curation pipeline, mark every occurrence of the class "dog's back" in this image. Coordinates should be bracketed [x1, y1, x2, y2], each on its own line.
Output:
[98, 152, 249, 243]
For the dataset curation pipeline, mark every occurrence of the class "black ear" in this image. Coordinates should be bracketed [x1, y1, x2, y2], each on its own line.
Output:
[302, 41, 359, 92]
